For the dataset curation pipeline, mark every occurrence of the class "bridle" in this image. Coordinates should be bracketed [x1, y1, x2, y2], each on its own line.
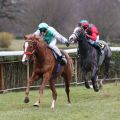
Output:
[23, 40, 39, 56]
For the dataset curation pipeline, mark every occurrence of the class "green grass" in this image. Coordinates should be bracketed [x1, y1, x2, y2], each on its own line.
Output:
[0, 83, 120, 120]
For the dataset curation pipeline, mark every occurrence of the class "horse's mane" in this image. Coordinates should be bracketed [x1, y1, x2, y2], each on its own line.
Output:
[24, 34, 48, 47]
[78, 30, 96, 55]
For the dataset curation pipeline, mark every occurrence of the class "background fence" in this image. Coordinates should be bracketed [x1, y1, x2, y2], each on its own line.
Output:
[0, 47, 120, 92]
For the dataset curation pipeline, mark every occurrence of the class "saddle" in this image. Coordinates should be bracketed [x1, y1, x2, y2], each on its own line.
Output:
[48, 47, 67, 65]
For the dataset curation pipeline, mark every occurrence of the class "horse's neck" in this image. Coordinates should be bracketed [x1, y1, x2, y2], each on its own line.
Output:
[79, 40, 91, 56]
[35, 44, 47, 62]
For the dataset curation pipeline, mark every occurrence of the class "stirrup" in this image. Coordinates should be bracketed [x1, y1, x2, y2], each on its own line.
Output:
[60, 56, 67, 65]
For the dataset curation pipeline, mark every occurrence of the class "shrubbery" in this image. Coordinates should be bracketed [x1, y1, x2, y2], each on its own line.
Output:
[0, 32, 14, 48]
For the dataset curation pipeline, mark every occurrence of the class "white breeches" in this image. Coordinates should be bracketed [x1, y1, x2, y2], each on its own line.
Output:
[88, 35, 99, 45]
[49, 38, 62, 56]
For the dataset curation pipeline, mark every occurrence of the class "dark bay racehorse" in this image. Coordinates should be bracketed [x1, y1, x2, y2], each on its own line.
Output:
[22, 34, 74, 108]
[69, 27, 112, 92]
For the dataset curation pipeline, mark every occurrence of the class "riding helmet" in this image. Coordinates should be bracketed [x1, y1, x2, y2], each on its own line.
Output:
[38, 22, 49, 32]
[78, 20, 89, 28]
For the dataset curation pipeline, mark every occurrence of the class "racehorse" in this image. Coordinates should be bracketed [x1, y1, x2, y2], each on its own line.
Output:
[69, 26, 112, 92]
[22, 34, 74, 108]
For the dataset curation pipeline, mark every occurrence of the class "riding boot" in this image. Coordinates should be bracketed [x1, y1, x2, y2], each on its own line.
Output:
[92, 42, 103, 55]
[59, 55, 67, 65]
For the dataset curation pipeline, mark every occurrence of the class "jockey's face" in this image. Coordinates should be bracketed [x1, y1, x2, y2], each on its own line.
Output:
[41, 32, 46, 36]
[40, 28, 47, 36]
[83, 26, 88, 30]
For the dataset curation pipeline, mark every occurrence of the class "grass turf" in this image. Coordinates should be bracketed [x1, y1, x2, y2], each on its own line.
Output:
[0, 83, 120, 120]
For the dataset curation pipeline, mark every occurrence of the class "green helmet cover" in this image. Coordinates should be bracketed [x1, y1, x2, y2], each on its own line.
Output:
[80, 20, 89, 24]
[38, 23, 49, 30]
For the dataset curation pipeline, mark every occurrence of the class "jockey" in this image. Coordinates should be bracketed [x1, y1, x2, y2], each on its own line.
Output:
[34, 22, 69, 65]
[78, 20, 103, 55]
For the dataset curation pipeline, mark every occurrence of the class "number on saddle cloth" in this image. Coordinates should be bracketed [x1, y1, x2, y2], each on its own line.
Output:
[97, 42, 105, 49]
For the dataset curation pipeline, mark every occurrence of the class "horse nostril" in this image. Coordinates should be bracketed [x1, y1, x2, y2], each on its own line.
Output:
[22, 60, 28, 65]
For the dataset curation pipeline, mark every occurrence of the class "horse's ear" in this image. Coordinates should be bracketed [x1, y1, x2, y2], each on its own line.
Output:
[24, 35, 28, 40]
[33, 34, 36, 39]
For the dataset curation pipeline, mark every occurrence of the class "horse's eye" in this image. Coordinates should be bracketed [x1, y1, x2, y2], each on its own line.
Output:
[29, 45, 33, 48]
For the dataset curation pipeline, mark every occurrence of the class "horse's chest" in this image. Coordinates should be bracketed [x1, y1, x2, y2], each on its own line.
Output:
[34, 63, 50, 74]
[81, 60, 94, 71]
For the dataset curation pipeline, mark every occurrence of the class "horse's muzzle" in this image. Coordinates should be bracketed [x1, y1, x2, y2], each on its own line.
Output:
[22, 60, 33, 65]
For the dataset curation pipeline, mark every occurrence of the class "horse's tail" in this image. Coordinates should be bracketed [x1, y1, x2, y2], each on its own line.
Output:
[61, 49, 74, 76]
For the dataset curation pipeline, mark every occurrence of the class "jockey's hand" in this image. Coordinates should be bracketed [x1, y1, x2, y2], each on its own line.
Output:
[65, 41, 70, 47]
[84, 31, 90, 38]
[69, 34, 76, 43]
[85, 31, 87, 34]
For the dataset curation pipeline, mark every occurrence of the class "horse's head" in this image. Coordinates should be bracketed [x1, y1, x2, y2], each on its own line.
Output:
[22, 34, 40, 65]
[69, 26, 86, 43]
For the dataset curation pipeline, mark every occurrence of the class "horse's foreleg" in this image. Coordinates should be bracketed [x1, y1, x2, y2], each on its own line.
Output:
[49, 78, 57, 109]
[82, 71, 91, 89]
[24, 73, 39, 103]
[91, 67, 99, 92]
[34, 72, 50, 107]
[24, 78, 31, 103]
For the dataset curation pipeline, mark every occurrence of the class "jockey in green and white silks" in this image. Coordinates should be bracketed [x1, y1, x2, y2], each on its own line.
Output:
[34, 22, 69, 65]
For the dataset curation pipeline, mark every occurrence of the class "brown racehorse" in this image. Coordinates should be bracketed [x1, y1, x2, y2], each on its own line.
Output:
[22, 34, 74, 108]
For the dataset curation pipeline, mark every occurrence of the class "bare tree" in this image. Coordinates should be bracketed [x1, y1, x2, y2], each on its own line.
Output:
[0, 0, 22, 19]
[23, 0, 77, 37]
[0, 0, 120, 42]
[0, 0, 26, 33]
[76, 0, 120, 42]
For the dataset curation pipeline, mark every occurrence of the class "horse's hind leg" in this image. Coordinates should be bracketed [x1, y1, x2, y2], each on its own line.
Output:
[104, 58, 111, 80]
[62, 74, 71, 104]
[49, 78, 57, 109]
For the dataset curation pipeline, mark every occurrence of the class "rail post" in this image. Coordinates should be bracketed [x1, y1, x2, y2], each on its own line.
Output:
[0, 64, 4, 90]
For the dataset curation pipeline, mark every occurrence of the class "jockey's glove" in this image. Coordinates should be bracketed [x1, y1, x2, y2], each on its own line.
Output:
[65, 41, 70, 47]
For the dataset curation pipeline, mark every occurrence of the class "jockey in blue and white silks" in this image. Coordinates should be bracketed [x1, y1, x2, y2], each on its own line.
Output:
[34, 22, 69, 65]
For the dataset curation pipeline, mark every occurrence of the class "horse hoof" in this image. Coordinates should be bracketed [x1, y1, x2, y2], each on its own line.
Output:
[85, 85, 91, 89]
[33, 101, 40, 107]
[90, 85, 93, 88]
[24, 97, 29, 103]
[85, 82, 91, 89]
[51, 106, 54, 109]
[67, 103, 71, 107]
[94, 88, 99, 92]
